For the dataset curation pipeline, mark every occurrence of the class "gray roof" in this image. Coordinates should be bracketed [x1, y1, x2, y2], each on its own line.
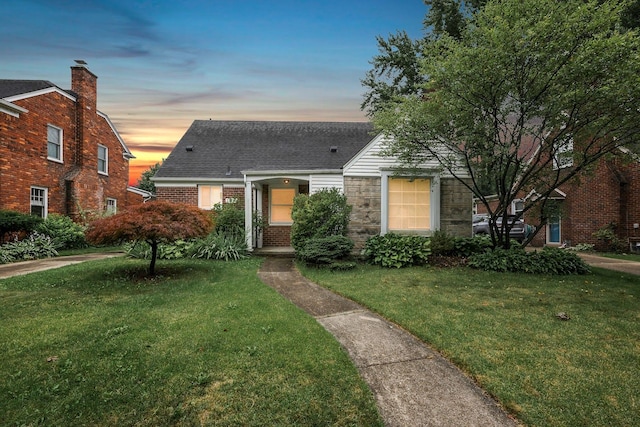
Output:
[155, 120, 376, 179]
[0, 80, 63, 98]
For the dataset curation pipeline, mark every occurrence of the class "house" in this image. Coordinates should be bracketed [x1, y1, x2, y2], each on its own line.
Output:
[475, 147, 640, 251]
[153, 120, 472, 250]
[0, 61, 147, 220]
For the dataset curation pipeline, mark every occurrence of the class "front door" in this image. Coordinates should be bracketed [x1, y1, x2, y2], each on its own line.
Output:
[547, 217, 561, 244]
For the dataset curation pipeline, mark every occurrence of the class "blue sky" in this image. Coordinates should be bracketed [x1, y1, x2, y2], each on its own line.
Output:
[1, 0, 427, 181]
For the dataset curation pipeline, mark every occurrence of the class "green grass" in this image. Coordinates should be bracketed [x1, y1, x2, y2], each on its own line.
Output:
[299, 263, 640, 427]
[0, 257, 383, 426]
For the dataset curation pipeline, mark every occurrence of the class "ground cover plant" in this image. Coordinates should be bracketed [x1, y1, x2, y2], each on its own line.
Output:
[299, 264, 640, 427]
[0, 257, 383, 426]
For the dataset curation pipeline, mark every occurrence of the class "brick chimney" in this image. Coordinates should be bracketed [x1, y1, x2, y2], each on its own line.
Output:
[71, 60, 98, 166]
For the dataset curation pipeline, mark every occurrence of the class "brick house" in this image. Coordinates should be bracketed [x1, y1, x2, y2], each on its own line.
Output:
[153, 120, 472, 250]
[0, 62, 147, 220]
[475, 148, 640, 251]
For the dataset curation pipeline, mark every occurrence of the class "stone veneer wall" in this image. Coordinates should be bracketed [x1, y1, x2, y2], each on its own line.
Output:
[345, 176, 472, 250]
[440, 178, 473, 238]
[344, 176, 382, 250]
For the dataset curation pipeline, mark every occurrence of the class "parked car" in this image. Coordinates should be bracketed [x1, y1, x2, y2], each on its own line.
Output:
[473, 214, 530, 242]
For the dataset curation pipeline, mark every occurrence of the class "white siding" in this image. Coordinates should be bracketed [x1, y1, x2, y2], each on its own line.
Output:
[344, 134, 458, 177]
[309, 174, 344, 193]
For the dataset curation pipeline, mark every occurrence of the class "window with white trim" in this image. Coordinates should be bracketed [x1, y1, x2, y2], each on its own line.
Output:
[388, 177, 431, 231]
[30, 187, 47, 218]
[106, 198, 117, 215]
[553, 136, 573, 169]
[512, 199, 524, 216]
[47, 125, 62, 162]
[198, 185, 222, 209]
[270, 187, 296, 224]
[98, 144, 108, 174]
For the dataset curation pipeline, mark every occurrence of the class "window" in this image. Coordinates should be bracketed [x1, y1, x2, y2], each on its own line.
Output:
[512, 199, 524, 216]
[47, 125, 62, 162]
[387, 178, 431, 231]
[98, 145, 108, 174]
[30, 187, 47, 218]
[106, 198, 117, 215]
[553, 136, 573, 169]
[270, 188, 296, 224]
[198, 185, 222, 209]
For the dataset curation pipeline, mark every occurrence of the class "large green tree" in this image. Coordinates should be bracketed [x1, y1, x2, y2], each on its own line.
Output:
[373, 0, 640, 249]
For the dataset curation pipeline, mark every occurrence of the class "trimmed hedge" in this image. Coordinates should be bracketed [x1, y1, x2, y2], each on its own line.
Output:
[468, 247, 590, 275]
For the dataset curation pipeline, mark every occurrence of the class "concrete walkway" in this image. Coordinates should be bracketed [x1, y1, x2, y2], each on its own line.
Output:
[258, 257, 519, 427]
[0, 252, 123, 279]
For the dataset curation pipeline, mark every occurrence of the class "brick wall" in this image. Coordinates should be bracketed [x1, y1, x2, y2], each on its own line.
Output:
[0, 66, 131, 221]
[156, 187, 198, 205]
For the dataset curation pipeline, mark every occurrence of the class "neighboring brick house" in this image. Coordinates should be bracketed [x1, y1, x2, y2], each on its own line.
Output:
[153, 120, 473, 250]
[0, 62, 146, 220]
[475, 148, 640, 251]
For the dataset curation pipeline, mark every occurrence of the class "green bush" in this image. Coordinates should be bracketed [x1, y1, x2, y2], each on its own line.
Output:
[451, 235, 493, 257]
[36, 213, 87, 250]
[297, 235, 354, 266]
[363, 233, 431, 268]
[212, 202, 245, 236]
[593, 223, 626, 253]
[428, 230, 456, 256]
[291, 188, 352, 252]
[190, 231, 249, 261]
[0, 210, 42, 244]
[468, 247, 590, 274]
[0, 233, 58, 264]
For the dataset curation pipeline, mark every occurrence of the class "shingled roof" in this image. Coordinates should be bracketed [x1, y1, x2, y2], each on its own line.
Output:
[0, 80, 63, 98]
[155, 120, 376, 180]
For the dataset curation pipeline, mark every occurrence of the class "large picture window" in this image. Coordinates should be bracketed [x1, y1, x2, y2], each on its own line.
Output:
[47, 125, 62, 162]
[270, 188, 295, 224]
[198, 185, 222, 209]
[388, 178, 431, 231]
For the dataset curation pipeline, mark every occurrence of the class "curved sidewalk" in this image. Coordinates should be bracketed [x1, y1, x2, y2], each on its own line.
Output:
[0, 253, 123, 279]
[258, 257, 519, 427]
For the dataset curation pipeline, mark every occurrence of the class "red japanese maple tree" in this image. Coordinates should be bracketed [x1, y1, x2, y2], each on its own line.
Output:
[86, 200, 213, 275]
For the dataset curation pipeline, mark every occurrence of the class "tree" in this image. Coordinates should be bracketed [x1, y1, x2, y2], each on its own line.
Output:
[373, 0, 640, 249]
[135, 161, 162, 194]
[361, 1, 487, 116]
[86, 201, 213, 275]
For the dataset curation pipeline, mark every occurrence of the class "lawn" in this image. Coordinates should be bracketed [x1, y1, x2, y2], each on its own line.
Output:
[0, 257, 383, 426]
[300, 263, 640, 427]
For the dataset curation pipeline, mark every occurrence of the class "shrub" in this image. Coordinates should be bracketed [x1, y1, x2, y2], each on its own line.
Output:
[296, 235, 354, 266]
[0, 210, 42, 244]
[291, 188, 352, 252]
[190, 231, 249, 261]
[0, 232, 58, 264]
[212, 202, 245, 236]
[36, 213, 87, 250]
[593, 223, 626, 253]
[452, 235, 494, 257]
[363, 233, 431, 268]
[468, 247, 590, 275]
[428, 229, 456, 256]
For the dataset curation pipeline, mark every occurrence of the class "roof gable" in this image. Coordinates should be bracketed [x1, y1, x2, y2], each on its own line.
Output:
[155, 120, 375, 180]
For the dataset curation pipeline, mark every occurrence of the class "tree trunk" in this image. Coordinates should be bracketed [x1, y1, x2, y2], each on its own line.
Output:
[149, 240, 158, 276]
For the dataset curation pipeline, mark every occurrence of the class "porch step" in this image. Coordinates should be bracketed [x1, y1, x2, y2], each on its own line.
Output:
[253, 247, 295, 258]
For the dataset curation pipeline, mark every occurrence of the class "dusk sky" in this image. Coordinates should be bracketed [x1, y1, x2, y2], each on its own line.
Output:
[1, 0, 427, 184]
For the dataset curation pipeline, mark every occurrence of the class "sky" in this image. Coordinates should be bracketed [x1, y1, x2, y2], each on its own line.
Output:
[1, 0, 427, 185]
